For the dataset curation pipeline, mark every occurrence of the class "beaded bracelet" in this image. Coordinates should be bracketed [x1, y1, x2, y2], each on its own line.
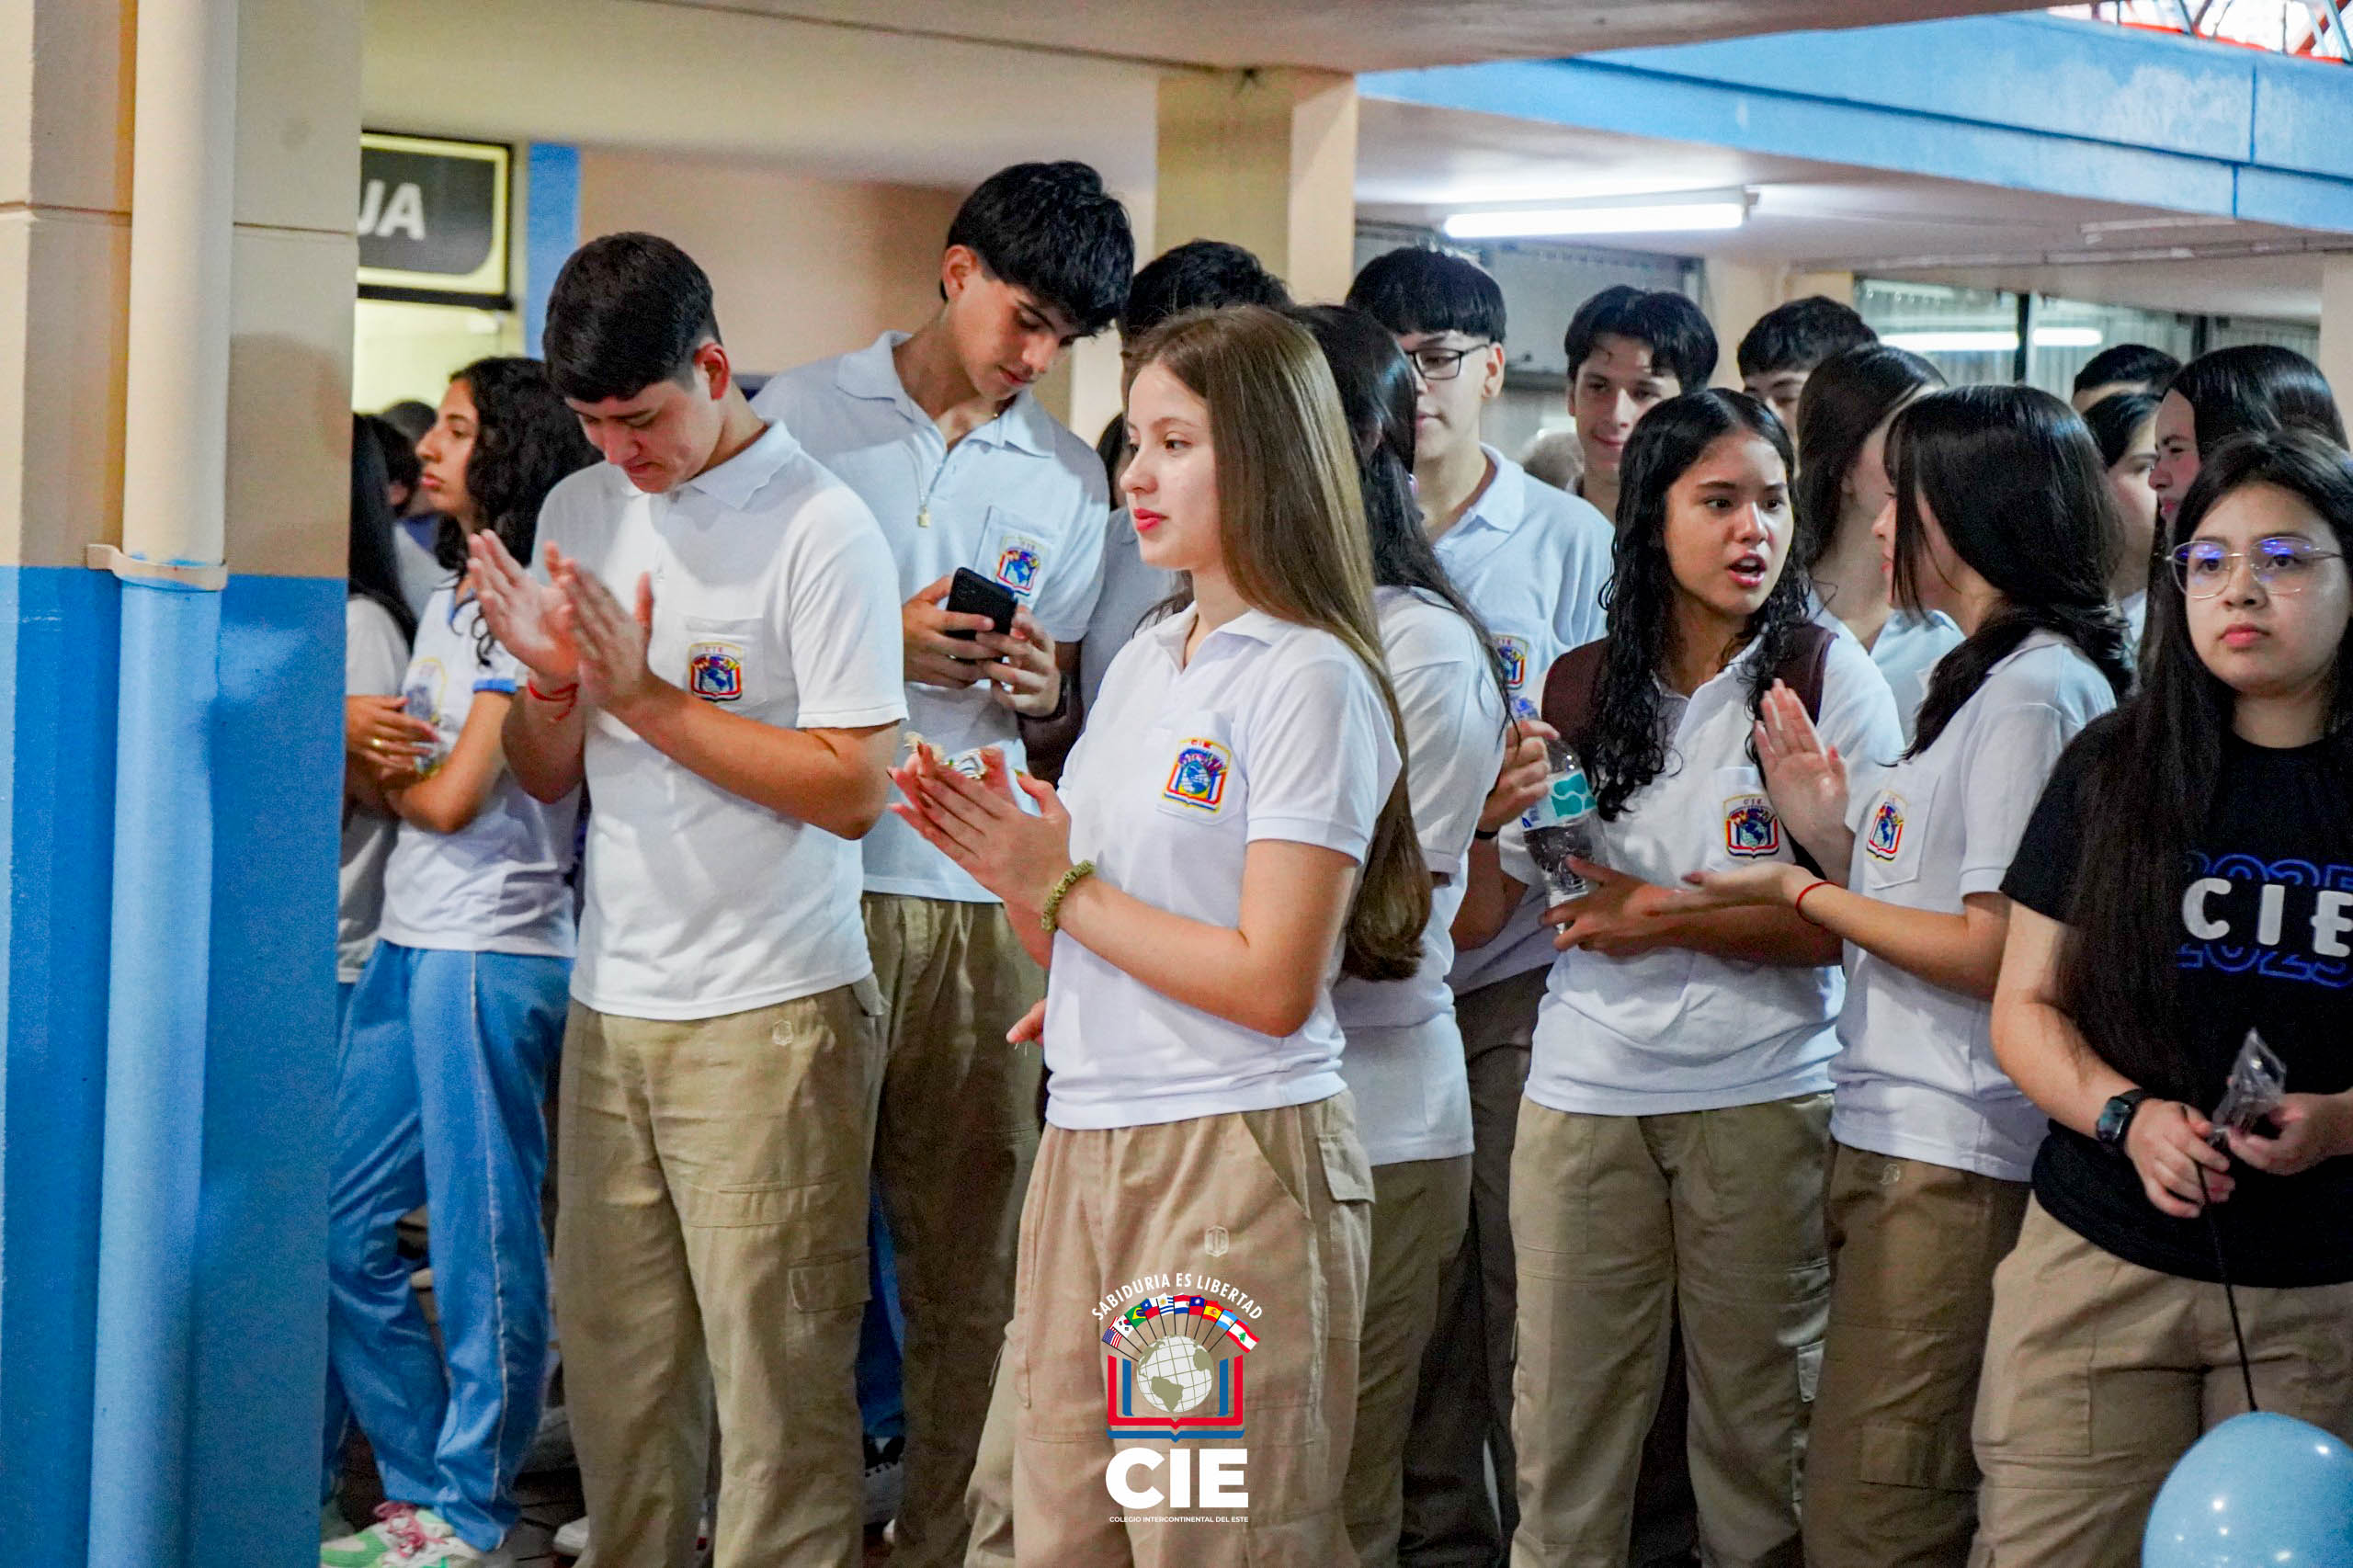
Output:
[1040, 859, 1097, 934]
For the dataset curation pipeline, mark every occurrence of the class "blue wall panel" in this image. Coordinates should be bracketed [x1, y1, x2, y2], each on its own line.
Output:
[1589, 16, 2258, 165]
[1360, 13, 2353, 234]
[187, 573, 341, 1568]
[0, 565, 119, 1568]
[0, 565, 341, 1568]
[2251, 53, 2353, 185]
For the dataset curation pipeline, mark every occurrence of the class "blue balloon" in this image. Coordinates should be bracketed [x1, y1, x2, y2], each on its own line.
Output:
[2143, 1412, 2353, 1567]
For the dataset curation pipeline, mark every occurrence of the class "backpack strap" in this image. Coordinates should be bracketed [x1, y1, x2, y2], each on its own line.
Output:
[1537, 639, 1609, 757]
[1771, 621, 1838, 877]
[1778, 621, 1836, 724]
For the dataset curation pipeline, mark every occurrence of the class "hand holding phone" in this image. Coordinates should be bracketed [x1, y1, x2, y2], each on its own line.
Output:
[945, 567, 1018, 642]
[904, 571, 1016, 690]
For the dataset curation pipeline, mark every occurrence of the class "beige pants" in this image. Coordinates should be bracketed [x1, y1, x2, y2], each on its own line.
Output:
[1345, 1155, 1473, 1568]
[554, 983, 885, 1568]
[1968, 1198, 2353, 1568]
[1802, 1143, 2028, 1568]
[1400, 966, 1545, 1564]
[1509, 1092, 1831, 1568]
[1004, 1094, 1373, 1567]
[863, 893, 1046, 1568]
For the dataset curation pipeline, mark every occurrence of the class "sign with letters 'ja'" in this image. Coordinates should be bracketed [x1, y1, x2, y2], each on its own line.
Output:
[357, 131, 512, 304]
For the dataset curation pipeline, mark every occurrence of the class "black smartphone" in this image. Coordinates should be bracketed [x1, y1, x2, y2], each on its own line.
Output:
[945, 566, 1018, 643]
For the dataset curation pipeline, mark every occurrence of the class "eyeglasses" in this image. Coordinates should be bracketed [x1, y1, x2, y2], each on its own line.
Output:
[1407, 342, 1494, 381]
[2165, 537, 2346, 598]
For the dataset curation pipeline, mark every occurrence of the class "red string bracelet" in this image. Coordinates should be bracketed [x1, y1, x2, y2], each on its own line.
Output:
[1793, 879, 1834, 925]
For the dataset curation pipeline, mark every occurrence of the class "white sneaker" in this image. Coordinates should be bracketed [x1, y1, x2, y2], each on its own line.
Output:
[551, 1507, 710, 1564]
[551, 1515, 590, 1558]
[320, 1503, 510, 1568]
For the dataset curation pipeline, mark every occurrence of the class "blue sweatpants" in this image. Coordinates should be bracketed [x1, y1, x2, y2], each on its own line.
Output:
[324, 942, 569, 1551]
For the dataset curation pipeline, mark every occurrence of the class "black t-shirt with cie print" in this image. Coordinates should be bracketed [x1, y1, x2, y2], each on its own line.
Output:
[2005, 728, 2353, 1288]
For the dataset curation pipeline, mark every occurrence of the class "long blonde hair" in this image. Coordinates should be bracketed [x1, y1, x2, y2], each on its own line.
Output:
[1129, 305, 1429, 981]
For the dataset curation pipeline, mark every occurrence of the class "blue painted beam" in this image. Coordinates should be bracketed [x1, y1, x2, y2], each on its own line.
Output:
[1359, 13, 2353, 234]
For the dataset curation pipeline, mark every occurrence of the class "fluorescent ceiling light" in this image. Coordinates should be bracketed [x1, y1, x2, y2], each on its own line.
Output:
[1881, 327, 2106, 353]
[1882, 330, 2018, 353]
[1442, 201, 1747, 240]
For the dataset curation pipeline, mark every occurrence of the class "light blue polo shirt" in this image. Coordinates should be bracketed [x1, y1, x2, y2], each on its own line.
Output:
[756, 333, 1111, 902]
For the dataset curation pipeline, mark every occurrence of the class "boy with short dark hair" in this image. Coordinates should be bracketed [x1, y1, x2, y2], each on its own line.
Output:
[472, 231, 907, 1568]
[2070, 341, 2181, 411]
[1563, 285, 1718, 522]
[1736, 295, 1876, 431]
[751, 161, 1131, 1568]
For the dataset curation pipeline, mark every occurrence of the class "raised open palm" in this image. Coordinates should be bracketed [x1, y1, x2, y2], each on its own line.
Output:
[1755, 681, 1850, 868]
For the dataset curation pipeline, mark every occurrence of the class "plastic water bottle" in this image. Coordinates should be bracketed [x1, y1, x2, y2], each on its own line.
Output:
[1512, 697, 1601, 905]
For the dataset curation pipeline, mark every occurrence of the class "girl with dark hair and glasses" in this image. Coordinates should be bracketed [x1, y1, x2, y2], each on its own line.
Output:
[1676, 385, 2134, 1566]
[323, 357, 597, 1567]
[1456, 390, 1902, 1564]
[1971, 429, 2353, 1563]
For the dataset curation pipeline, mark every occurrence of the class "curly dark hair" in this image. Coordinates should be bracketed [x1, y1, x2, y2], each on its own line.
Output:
[1586, 389, 1809, 820]
[432, 356, 597, 576]
[433, 356, 597, 657]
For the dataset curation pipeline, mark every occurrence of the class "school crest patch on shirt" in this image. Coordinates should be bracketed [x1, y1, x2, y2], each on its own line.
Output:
[995, 534, 1046, 597]
[687, 640, 746, 703]
[1162, 737, 1233, 815]
[1493, 634, 1529, 693]
[1864, 795, 1907, 862]
[1722, 793, 1782, 858]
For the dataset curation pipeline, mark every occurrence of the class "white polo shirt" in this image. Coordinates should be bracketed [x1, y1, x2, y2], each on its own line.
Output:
[378, 585, 580, 960]
[1333, 587, 1507, 1165]
[1042, 607, 1401, 1131]
[1437, 448, 1616, 995]
[1505, 633, 1902, 1116]
[1078, 508, 1180, 711]
[537, 419, 908, 1021]
[754, 333, 1110, 903]
[340, 596, 410, 982]
[1835, 633, 2117, 1179]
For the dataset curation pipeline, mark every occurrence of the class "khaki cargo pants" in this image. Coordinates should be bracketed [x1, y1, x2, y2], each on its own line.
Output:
[1509, 1093, 1833, 1568]
[994, 1093, 1373, 1567]
[1968, 1198, 2353, 1567]
[554, 980, 886, 1568]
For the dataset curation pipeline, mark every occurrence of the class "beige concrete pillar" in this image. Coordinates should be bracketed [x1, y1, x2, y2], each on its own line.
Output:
[2320, 256, 2353, 418]
[0, 0, 136, 574]
[1701, 260, 1783, 388]
[1698, 263, 1862, 388]
[0, 0, 355, 581]
[1155, 67, 1358, 304]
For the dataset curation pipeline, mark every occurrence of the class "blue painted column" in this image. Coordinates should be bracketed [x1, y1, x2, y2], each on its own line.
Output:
[87, 576, 221, 1567]
[524, 142, 581, 358]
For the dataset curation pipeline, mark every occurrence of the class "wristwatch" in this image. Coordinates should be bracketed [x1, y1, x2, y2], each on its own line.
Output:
[2096, 1088, 2154, 1158]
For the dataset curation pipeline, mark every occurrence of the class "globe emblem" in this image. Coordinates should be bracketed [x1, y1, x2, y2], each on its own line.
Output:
[1135, 1336, 1216, 1415]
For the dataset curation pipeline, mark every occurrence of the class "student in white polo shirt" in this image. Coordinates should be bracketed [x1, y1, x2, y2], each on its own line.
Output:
[750, 161, 1131, 1568]
[892, 305, 1420, 1564]
[468, 235, 905, 1568]
[1456, 391, 1902, 1565]
[1675, 386, 2131, 1568]
[1346, 245, 1614, 1561]
[1793, 343, 1961, 741]
[1289, 305, 1511, 1567]
[324, 358, 595, 1568]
